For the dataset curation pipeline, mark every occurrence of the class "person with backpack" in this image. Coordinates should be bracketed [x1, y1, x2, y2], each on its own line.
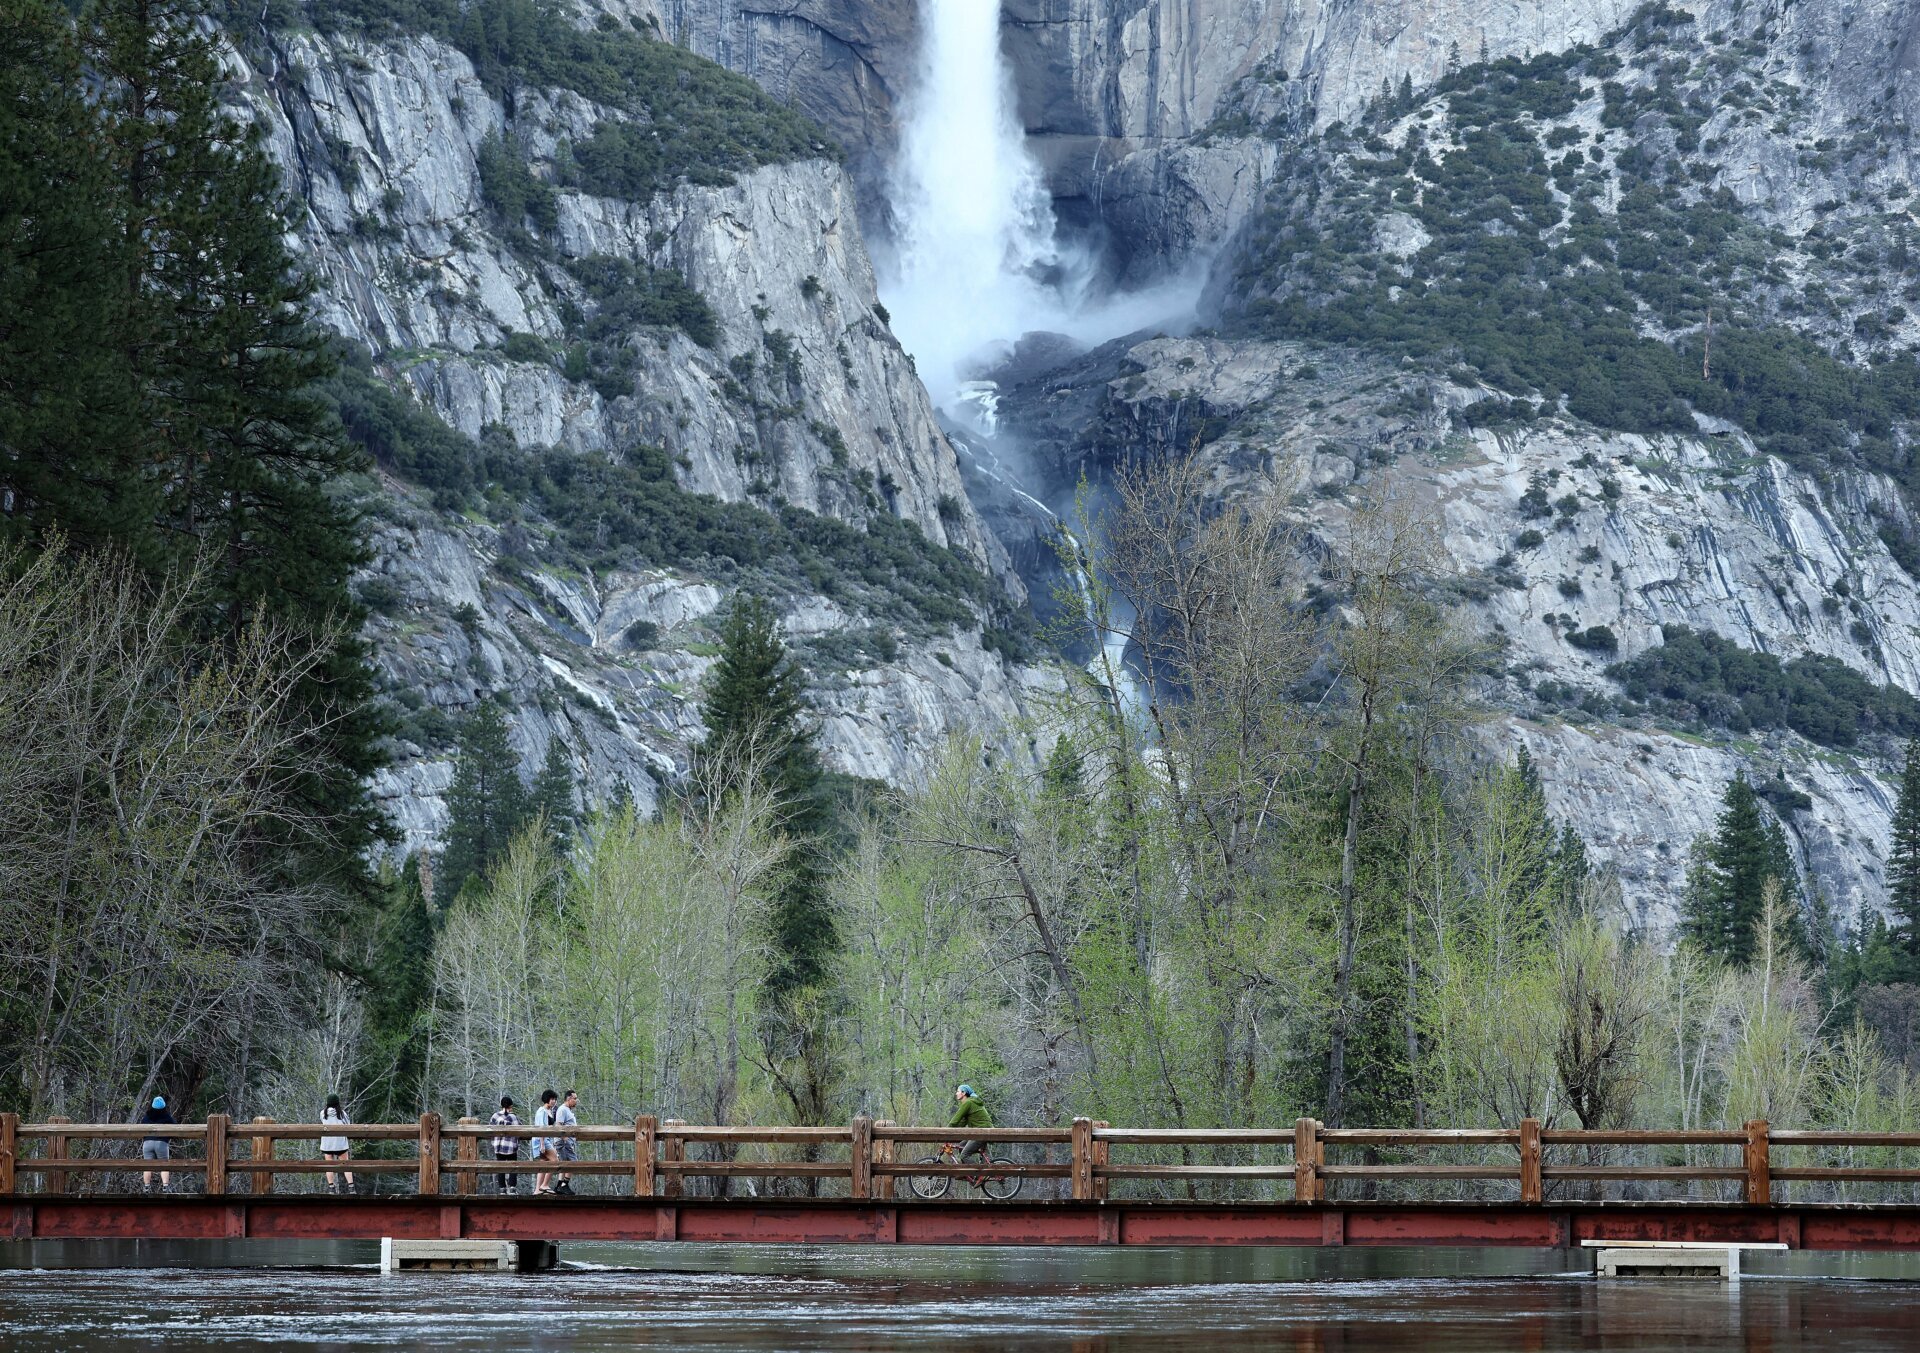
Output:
[139, 1095, 175, 1193]
[320, 1093, 354, 1195]
[531, 1089, 560, 1195]
[489, 1095, 522, 1195]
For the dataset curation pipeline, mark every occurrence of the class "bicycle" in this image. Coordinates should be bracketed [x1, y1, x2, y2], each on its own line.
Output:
[908, 1142, 1022, 1200]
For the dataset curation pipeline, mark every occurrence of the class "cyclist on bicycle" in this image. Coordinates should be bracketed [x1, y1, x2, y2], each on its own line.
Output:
[948, 1084, 994, 1182]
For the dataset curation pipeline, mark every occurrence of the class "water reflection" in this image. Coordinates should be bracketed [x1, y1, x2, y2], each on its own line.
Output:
[5, 1243, 1920, 1350]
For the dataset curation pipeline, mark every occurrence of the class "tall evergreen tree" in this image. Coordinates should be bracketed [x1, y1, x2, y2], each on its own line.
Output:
[530, 736, 577, 852]
[1887, 739, 1920, 952]
[440, 700, 530, 901]
[0, 1, 137, 544]
[1681, 772, 1803, 965]
[363, 856, 435, 1114]
[699, 593, 836, 997]
[5, 0, 386, 887]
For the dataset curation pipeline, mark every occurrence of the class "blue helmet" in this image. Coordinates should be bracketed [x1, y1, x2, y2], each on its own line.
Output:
[957, 1084, 975, 1098]
[152, 1096, 166, 1109]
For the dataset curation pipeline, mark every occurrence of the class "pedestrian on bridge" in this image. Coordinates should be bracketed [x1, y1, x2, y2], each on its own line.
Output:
[139, 1096, 174, 1193]
[321, 1094, 354, 1195]
[490, 1095, 521, 1195]
[532, 1089, 560, 1195]
[553, 1089, 580, 1195]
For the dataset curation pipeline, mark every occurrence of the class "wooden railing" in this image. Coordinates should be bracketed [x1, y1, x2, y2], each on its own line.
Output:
[5, 1112, 1920, 1203]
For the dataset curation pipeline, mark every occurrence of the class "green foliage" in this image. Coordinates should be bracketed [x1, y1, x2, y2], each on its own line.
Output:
[440, 699, 531, 902]
[1608, 624, 1920, 748]
[1888, 742, 1920, 953]
[564, 253, 718, 353]
[475, 130, 555, 230]
[325, 361, 1003, 634]
[1680, 773, 1803, 966]
[1231, 17, 1920, 497]
[3, 0, 384, 891]
[363, 856, 437, 1113]
[1565, 624, 1618, 654]
[530, 737, 577, 851]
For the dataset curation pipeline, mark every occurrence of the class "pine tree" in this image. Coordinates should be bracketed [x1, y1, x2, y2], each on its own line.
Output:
[1681, 773, 1803, 965]
[363, 856, 435, 1113]
[1887, 739, 1920, 951]
[84, 0, 383, 875]
[0, 2, 139, 546]
[1396, 73, 1414, 113]
[700, 594, 835, 996]
[440, 700, 530, 900]
[530, 736, 577, 852]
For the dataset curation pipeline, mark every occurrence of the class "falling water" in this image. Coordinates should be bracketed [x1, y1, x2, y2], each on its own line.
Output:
[878, 0, 1201, 406]
[879, 0, 1183, 718]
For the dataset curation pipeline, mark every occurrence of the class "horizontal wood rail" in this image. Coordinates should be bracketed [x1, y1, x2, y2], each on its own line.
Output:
[7, 1113, 1920, 1208]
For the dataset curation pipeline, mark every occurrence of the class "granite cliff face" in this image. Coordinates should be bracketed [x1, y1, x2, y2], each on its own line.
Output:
[217, 0, 1920, 931]
[226, 16, 1052, 852]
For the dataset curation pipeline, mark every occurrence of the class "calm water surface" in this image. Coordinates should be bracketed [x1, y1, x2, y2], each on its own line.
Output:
[6, 1242, 1920, 1350]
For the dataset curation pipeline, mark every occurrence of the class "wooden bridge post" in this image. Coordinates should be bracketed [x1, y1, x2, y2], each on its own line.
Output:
[456, 1117, 478, 1196]
[874, 1121, 894, 1201]
[417, 1112, 441, 1196]
[205, 1114, 229, 1196]
[850, 1116, 873, 1199]
[1744, 1119, 1771, 1205]
[1092, 1121, 1111, 1201]
[634, 1115, 656, 1196]
[1293, 1118, 1319, 1204]
[0, 1112, 15, 1195]
[48, 1116, 71, 1196]
[1519, 1118, 1543, 1204]
[661, 1119, 684, 1198]
[1071, 1117, 1093, 1200]
[252, 1118, 275, 1196]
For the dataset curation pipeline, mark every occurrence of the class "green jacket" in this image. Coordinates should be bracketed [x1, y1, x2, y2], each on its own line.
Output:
[947, 1096, 993, 1131]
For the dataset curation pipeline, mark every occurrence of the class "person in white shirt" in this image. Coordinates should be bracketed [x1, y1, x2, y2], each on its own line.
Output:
[320, 1094, 354, 1194]
[531, 1089, 561, 1195]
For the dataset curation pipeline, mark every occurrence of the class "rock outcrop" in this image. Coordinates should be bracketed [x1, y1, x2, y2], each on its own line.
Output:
[227, 19, 1052, 854]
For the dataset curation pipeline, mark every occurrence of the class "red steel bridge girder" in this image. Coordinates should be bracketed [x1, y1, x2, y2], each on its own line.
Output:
[11, 1198, 1920, 1250]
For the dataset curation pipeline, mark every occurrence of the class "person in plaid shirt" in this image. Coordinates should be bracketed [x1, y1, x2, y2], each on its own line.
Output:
[489, 1095, 522, 1195]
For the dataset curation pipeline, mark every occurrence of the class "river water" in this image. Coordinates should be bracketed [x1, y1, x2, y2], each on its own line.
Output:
[7, 1242, 1920, 1350]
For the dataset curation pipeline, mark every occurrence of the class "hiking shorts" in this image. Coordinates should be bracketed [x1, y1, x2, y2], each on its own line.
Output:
[142, 1140, 170, 1161]
[557, 1139, 578, 1163]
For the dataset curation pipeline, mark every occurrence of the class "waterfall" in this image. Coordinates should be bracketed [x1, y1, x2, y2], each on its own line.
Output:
[880, 0, 1178, 721]
[879, 0, 1070, 407]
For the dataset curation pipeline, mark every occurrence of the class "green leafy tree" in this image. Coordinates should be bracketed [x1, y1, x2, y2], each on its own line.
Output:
[440, 700, 530, 901]
[1887, 740, 1920, 953]
[1681, 773, 1803, 965]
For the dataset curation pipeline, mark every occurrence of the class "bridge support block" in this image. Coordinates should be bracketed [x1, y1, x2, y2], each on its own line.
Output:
[380, 1238, 557, 1273]
[1594, 1246, 1736, 1279]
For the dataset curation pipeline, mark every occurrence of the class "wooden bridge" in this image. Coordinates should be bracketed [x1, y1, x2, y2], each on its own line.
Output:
[7, 1113, 1920, 1250]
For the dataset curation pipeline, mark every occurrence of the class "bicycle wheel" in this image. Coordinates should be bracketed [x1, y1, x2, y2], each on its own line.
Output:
[979, 1156, 1021, 1201]
[908, 1156, 952, 1200]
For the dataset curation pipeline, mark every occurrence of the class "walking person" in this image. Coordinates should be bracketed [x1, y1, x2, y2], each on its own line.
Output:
[320, 1093, 355, 1195]
[553, 1089, 580, 1195]
[531, 1090, 560, 1195]
[139, 1095, 174, 1193]
[489, 1095, 522, 1196]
